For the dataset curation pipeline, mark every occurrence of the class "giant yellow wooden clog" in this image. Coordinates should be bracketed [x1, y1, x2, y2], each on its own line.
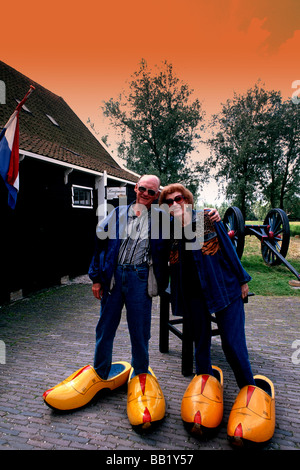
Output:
[181, 365, 223, 436]
[227, 375, 275, 446]
[127, 367, 165, 429]
[43, 361, 131, 411]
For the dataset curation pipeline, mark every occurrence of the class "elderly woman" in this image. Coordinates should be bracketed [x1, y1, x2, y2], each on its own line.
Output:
[159, 184, 270, 443]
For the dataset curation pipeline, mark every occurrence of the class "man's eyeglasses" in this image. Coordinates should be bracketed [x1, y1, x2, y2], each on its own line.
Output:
[138, 186, 157, 197]
[164, 195, 186, 206]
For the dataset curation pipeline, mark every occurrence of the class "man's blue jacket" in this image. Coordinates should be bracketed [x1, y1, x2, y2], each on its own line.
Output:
[88, 204, 170, 295]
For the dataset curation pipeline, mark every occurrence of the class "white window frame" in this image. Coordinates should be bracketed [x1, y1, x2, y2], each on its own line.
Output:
[72, 185, 93, 209]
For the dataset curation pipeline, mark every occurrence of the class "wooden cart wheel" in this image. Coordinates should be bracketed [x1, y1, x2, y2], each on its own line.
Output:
[223, 206, 245, 259]
[261, 208, 290, 265]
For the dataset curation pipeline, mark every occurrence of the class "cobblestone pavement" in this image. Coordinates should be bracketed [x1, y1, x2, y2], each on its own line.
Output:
[0, 278, 299, 452]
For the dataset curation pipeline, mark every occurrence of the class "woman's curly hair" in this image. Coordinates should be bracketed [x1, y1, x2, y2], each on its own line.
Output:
[159, 183, 194, 208]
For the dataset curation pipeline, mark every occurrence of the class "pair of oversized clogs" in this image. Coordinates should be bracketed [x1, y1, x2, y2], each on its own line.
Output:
[181, 365, 275, 446]
[43, 362, 165, 430]
[43, 363, 276, 444]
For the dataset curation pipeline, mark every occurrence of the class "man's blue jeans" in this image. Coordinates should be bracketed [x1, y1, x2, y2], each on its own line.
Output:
[94, 264, 152, 380]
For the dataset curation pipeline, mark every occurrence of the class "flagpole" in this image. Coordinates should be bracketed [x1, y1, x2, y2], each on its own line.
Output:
[15, 85, 35, 111]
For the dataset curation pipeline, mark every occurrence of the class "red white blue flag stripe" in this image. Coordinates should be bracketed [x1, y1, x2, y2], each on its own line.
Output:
[0, 86, 34, 209]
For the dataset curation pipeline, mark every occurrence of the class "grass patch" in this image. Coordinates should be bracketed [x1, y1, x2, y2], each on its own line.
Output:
[240, 233, 300, 296]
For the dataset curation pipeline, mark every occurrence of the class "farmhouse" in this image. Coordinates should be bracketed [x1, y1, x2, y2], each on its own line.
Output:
[0, 61, 139, 304]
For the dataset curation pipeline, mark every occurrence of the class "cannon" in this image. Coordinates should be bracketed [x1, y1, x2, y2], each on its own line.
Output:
[159, 206, 300, 377]
[223, 206, 300, 281]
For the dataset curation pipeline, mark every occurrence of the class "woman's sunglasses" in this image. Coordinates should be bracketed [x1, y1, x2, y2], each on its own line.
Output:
[138, 186, 157, 197]
[164, 195, 186, 206]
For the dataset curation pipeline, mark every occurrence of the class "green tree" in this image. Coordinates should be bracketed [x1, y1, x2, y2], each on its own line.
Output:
[251, 96, 300, 218]
[102, 59, 205, 194]
[207, 83, 283, 219]
[276, 99, 300, 214]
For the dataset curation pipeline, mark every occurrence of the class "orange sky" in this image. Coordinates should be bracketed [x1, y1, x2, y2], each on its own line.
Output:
[1, 0, 300, 202]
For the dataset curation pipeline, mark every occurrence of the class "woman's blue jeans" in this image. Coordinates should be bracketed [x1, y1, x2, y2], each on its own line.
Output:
[93, 264, 152, 380]
[189, 296, 255, 388]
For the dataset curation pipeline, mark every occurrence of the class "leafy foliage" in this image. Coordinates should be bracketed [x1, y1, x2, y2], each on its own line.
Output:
[102, 59, 205, 195]
[206, 82, 300, 219]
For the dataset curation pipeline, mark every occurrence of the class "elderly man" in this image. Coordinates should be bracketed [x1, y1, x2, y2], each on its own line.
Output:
[90, 175, 167, 376]
[44, 175, 169, 428]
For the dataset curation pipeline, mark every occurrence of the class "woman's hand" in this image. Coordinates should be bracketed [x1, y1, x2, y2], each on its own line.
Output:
[241, 283, 249, 299]
[92, 283, 103, 300]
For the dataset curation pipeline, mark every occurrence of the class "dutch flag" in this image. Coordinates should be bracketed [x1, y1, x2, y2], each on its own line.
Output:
[0, 109, 20, 209]
[0, 86, 34, 209]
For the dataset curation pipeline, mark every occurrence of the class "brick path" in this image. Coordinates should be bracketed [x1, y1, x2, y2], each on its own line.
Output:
[0, 278, 299, 451]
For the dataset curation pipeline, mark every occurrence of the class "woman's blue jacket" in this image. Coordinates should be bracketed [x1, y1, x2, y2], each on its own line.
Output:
[169, 210, 251, 315]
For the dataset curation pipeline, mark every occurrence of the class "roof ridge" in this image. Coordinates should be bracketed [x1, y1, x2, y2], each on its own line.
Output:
[0, 60, 139, 183]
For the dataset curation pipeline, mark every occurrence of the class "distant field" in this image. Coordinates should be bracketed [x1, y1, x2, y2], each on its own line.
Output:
[289, 222, 300, 237]
[240, 225, 300, 296]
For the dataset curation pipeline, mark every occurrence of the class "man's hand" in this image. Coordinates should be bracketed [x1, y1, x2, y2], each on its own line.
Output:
[92, 282, 103, 300]
[241, 283, 249, 299]
[206, 208, 221, 223]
